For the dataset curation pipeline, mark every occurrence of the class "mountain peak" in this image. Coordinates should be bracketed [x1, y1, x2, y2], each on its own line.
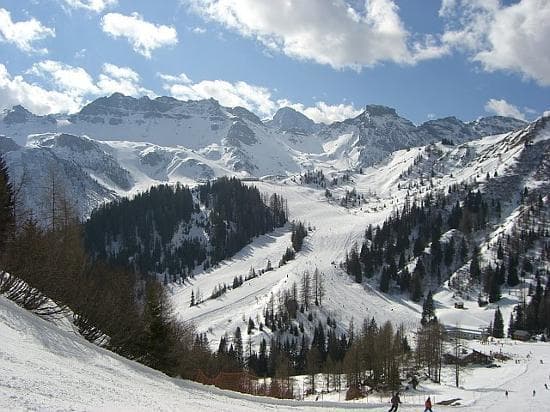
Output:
[226, 106, 263, 125]
[267, 107, 317, 134]
[3, 105, 33, 124]
[364, 104, 398, 117]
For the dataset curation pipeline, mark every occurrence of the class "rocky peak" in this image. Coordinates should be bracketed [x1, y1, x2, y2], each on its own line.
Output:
[363, 104, 398, 117]
[267, 107, 317, 134]
[0, 135, 21, 153]
[226, 106, 263, 125]
[469, 116, 527, 136]
[3, 105, 33, 124]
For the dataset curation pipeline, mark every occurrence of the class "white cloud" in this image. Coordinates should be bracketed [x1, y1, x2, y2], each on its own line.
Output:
[159, 71, 361, 123]
[188, 0, 447, 70]
[0, 64, 81, 114]
[74, 48, 87, 59]
[484, 98, 526, 121]
[279, 100, 362, 124]
[1, 61, 151, 115]
[62, 0, 117, 13]
[192, 26, 206, 34]
[165, 78, 276, 116]
[28, 60, 98, 96]
[158, 72, 192, 84]
[101, 12, 178, 58]
[0, 8, 55, 53]
[440, 0, 550, 86]
[97, 63, 152, 96]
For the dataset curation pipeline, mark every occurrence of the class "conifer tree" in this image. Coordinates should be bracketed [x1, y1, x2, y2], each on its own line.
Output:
[0, 154, 14, 250]
[492, 307, 504, 338]
[421, 290, 436, 325]
[142, 281, 173, 373]
[469, 246, 481, 282]
[234, 326, 243, 367]
[379, 267, 390, 292]
[488, 271, 501, 303]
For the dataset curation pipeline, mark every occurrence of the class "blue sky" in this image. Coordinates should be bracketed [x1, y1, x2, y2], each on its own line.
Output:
[0, 0, 548, 124]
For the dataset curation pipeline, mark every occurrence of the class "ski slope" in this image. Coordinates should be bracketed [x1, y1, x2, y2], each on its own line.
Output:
[169, 132, 495, 345]
[171, 122, 549, 355]
[2, 118, 548, 410]
[3, 293, 550, 411]
[172, 179, 421, 351]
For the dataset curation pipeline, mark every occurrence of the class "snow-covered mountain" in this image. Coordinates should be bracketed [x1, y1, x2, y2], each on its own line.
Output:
[0, 94, 527, 219]
[170, 113, 549, 358]
[265, 107, 321, 134]
[0, 92, 548, 411]
[318, 105, 527, 167]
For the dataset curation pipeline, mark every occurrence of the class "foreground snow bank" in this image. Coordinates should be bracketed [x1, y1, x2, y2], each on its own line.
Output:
[0, 296, 397, 411]
[2, 293, 550, 411]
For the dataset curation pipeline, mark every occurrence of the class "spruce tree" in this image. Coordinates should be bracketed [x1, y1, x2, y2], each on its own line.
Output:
[507, 264, 519, 287]
[0, 154, 14, 250]
[492, 307, 504, 338]
[379, 267, 390, 292]
[444, 238, 455, 267]
[488, 271, 501, 303]
[142, 281, 173, 374]
[234, 326, 243, 367]
[469, 246, 481, 282]
[421, 290, 436, 325]
[411, 272, 423, 302]
[508, 313, 515, 338]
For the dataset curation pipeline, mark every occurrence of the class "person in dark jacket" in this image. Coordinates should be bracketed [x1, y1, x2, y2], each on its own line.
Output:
[424, 396, 433, 412]
[388, 392, 401, 412]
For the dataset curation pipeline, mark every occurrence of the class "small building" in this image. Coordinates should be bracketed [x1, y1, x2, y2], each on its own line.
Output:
[463, 350, 492, 365]
[444, 349, 493, 366]
[512, 330, 531, 341]
[445, 326, 488, 341]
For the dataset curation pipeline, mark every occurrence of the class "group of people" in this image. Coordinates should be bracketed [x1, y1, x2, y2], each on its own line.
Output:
[388, 392, 433, 411]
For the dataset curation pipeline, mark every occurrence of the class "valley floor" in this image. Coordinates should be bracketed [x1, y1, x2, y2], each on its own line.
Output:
[3, 279, 550, 411]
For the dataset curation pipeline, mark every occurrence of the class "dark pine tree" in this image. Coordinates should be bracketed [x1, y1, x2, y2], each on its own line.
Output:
[421, 290, 436, 325]
[492, 307, 504, 338]
[0, 154, 14, 250]
[379, 266, 390, 293]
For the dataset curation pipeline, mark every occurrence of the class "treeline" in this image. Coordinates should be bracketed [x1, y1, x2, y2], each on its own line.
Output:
[85, 177, 287, 280]
[210, 268, 415, 396]
[213, 315, 410, 396]
[294, 169, 352, 188]
[508, 274, 550, 337]
[502, 190, 550, 336]
[0, 155, 212, 378]
[345, 186, 503, 301]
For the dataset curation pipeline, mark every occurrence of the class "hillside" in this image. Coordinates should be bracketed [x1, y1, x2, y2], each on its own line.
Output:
[3, 289, 550, 411]
[171, 115, 549, 354]
[0, 97, 547, 410]
[0, 95, 526, 220]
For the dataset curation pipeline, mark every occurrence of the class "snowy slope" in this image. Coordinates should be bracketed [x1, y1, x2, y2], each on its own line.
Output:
[0, 295, 313, 411]
[0, 103, 548, 410]
[170, 115, 550, 355]
[3, 288, 550, 411]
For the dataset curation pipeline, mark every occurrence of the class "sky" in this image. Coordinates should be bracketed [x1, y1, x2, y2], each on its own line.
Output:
[0, 0, 548, 125]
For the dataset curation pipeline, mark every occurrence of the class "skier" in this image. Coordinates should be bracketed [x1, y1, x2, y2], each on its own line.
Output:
[533, 389, 536, 397]
[388, 392, 401, 412]
[424, 396, 433, 412]
[505, 390, 508, 398]
[545, 384, 549, 390]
